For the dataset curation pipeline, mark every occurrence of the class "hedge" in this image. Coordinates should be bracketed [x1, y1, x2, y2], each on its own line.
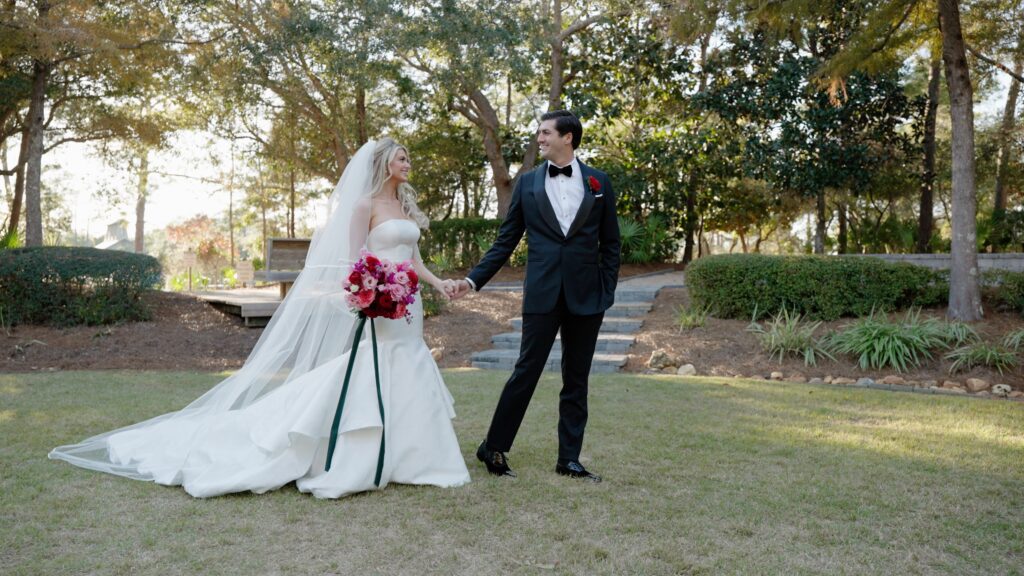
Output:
[0, 247, 162, 326]
[420, 218, 503, 270]
[687, 254, 948, 321]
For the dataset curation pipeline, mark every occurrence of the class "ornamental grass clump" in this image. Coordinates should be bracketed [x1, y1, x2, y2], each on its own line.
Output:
[946, 342, 1018, 375]
[1002, 328, 1024, 351]
[675, 304, 710, 331]
[827, 308, 949, 373]
[746, 307, 834, 367]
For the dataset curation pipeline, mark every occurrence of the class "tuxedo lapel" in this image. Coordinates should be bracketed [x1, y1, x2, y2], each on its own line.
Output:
[566, 161, 597, 239]
[533, 161, 564, 238]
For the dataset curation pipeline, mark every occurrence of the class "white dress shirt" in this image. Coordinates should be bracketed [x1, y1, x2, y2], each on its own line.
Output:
[544, 158, 585, 236]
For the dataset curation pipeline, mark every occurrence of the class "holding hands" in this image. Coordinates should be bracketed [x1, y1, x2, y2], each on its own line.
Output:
[440, 279, 471, 300]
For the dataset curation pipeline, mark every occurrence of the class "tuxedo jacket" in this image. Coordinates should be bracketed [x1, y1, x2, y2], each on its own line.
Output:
[468, 159, 621, 316]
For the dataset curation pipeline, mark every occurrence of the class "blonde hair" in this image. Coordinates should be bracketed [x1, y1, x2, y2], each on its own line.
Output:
[370, 138, 429, 229]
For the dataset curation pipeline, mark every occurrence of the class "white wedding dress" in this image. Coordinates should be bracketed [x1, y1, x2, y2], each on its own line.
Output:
[58, 218, 470, 498]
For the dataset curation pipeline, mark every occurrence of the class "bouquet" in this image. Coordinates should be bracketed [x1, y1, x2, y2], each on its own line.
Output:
[344, 249, 419, 322]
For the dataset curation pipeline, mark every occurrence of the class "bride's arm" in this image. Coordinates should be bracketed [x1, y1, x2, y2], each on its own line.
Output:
[412, 245, 450, 296]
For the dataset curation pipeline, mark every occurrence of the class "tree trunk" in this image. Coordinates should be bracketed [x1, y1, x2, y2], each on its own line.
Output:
[813, 189, 827, 254]
[24, 60, 49, 247]
[6, 126, 29, 240]
[939, 0, 983, 321]
[917, 57, 941, 253]
[838, 199, 848, 254]
[993, 54, 1021, 216]
[682, 173, 697, 263]
[228, 146, 235, 266]
[548, 0, 564, 112]
[134, 149, 149, 253]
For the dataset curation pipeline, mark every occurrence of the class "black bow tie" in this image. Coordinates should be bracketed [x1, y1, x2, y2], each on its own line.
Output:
[548, 164, 572, 178]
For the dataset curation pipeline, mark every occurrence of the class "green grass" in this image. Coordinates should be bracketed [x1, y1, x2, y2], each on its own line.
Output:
[2, 370, 1023, 575]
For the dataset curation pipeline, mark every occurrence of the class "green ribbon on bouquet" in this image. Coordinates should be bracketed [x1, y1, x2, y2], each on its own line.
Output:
[324, 314, 386, 487]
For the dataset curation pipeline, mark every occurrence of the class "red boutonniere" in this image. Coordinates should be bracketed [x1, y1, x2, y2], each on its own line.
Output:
[587, 175, 603, 198]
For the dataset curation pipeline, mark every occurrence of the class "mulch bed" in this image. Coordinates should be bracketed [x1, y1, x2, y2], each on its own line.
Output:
[629, 288, 1024, 391]
[4, 261, 1021, 395]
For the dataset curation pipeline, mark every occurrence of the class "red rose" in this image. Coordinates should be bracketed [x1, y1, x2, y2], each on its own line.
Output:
[364, 255, 381, 270]
[588, 175, 601, 193]
[347, 271, 362, 285]
[407, 269, 419, 287]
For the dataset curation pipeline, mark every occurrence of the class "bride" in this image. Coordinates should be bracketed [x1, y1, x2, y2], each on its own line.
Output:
[49, 138, 472, 498]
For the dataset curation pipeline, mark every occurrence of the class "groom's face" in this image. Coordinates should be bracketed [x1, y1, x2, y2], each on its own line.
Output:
[537, 119, 572, 160]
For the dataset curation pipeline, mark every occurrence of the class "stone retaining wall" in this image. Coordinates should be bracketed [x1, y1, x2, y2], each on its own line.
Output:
[848, 253, 1024, 273]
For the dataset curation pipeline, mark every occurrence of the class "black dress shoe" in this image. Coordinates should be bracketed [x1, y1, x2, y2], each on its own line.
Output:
[555, 461, 602, 483]
[476, 441, 516, 477]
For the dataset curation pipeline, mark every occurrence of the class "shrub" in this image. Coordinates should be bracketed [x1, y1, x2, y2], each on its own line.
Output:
[420, 218, 502, 270]
[675, 304, 710, 331]
[747, 307, 834, 367]
[0, 247, 162, 326]
[618, 214, 676, 264]
[420, 284, 447, 318]
[827, 309, 949, 372]
[687, 254, 948, 321]
[946, 342, 1018, 375]
[942, 321, 980, 347]
[983, 270, 1024, 314]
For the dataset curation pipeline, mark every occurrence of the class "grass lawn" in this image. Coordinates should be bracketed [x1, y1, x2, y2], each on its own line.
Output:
[2, 369, 1022, 575]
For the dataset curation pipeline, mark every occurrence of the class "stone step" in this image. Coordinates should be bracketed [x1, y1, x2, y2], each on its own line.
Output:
[614, 288, 659, 303]
[605, 302, 652, 317]
[509, 317, 642, 333]
[470, 349, 628, 373]
[490, 332, 635, 353]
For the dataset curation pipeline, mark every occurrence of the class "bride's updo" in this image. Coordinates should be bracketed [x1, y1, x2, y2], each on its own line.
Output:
[370, 137, 429, 229]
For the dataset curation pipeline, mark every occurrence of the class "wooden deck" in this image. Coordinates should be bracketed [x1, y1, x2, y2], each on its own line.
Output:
[194, 288, 281, 327]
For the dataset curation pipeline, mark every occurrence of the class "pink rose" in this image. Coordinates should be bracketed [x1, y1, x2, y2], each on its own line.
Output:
[394, 271, 409, 285]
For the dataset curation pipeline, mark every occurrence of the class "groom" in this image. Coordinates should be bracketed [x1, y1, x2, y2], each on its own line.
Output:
[451, 110, 620, 482]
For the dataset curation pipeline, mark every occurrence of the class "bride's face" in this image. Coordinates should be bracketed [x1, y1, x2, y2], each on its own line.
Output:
[388, 149, 412, 184]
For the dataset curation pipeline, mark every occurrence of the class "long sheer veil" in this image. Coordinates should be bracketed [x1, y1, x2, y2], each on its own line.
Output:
[49, 140, 378, 479]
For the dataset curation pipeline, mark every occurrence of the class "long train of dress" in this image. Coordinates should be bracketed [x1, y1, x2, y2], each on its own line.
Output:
[52, 218, 470, 498]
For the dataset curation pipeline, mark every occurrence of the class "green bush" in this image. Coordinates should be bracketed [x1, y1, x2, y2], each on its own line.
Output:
[420, 218, 502, 270]
[983, 269, 1024, 314]
[687, 254, 948, 321]
[0, 247, 162, 326]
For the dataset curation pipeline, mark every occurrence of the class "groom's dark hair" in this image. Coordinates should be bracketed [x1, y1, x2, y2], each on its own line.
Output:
[540, 110, 582, 150]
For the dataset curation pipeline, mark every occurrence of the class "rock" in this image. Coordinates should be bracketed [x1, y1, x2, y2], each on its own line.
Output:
[823, 375, 834, 384]
[923, 380, 938, 388]
[676, 364, 697, 376]
[856, 377, 875, 387]
[770, 371, 784, 381]
[946, 387, 967, 394]
[965, 378, 990, 393]
[430, 347, 444, 361]
[662, 367, 677, 374]
[832, 377, 856, 385]
[647, 349, 680, 370]
[905, 380, 921, 387]
[941, 380, 961, 389]
[747, 375, 767, 380]
[1009, 391, 1024, 398]
[786, 376, 807, 383]
[881, 375, 906, 385]
[808, 377, 824, 385]
[992, 384, 1012, 397]
[974, 390, 991, 397]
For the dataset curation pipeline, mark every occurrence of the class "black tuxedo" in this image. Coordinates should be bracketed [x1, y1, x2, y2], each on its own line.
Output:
[468, 159, 620, 463]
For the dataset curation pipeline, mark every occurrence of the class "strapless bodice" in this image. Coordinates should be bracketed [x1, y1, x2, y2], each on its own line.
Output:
[366, 219, 420, 263]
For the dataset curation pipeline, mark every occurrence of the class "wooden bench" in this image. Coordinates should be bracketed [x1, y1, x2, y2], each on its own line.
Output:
[255, 238, 311, 298]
